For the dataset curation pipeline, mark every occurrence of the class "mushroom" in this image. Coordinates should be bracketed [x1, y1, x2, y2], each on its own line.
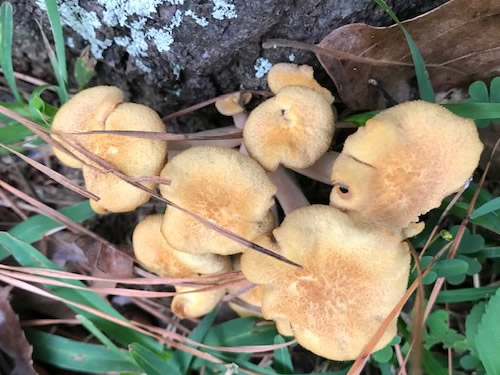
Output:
[159, 146, 276, 255]
[83, 102, 167, 213]
[330, 100, 483, 231]
[243, 85, 335, 171]
[240, 205, 410, 360]
[226, 255, 265, 318]
[267, 63, 334, 104]
[50, 86, 168, 214]
[215, 92, 252, 129]
[51, 86, 124, 168]
[133, 214, 231, 318]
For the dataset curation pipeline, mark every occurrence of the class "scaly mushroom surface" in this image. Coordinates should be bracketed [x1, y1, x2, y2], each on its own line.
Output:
[330, 100, 483, 231]
[51, 86, 124, 168]
[267, 63, 334, 104]
[241, 205, 410, 360]
[160, 146, 276, 255]
[243, 86, 335, 171]
[50, 86, 168, 214]
[133, 214, 231, 318]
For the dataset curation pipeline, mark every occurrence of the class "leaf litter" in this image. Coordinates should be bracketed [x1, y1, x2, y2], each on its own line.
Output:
[268, 0, 500, 110]
[0, 286, 37, 375]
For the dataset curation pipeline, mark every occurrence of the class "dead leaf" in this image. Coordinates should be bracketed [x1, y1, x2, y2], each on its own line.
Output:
[0, 287, 37, 375]
[315, 0, 500, 110]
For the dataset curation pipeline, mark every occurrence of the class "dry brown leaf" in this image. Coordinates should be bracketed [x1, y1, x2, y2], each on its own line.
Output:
[315, 0, 500, 110]
[0, 287, 37, 375]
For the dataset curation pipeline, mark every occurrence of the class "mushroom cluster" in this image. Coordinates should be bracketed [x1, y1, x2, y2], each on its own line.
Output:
[51, 86, 168, 213]
[50, 63, 483, 361]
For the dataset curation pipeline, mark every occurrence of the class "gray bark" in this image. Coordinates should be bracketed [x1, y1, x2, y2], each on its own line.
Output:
[10, 0, 446, 132]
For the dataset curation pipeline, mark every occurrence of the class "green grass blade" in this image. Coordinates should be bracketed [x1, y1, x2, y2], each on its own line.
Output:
[436, 286, 498, 303]
[471, 196, 500, 219]
[77, 314, 135, 364]
[0, 2, 23, 104]
[0, 201, 95, 261]
[475, 288, 500, 374]
[273, 335, 294, 374]
[29, 84, 58, 121]
[129, 344, 180, 375]
[43, 0, 69, 103]
[372, 0, 435, 102]
[170, 307, 218, 374]
[0, 232, 162, 351]
[25, 328, 140, 374]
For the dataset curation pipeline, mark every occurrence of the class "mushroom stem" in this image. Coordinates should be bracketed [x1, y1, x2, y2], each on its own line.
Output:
[240, 141, 309, 215]
[233, 111, 248, 129]
[268, 166, 310, 214]
[290, 151, 339, 185]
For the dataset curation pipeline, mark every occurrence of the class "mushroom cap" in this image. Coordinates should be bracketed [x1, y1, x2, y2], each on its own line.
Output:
[330, 100, 483, 230]
[160, 146, 276, 255]
[241, 205, 410, 360]
[243, 85, 335, 171]
[51, 86, 124, 168]
[215, 92, 252, 116]
[172, 285, 227, 319]
[228, 255, 265, 317]
[84, 102, 167, 213]
[132, 215, 232, 277]
[267, 63, 334, 104]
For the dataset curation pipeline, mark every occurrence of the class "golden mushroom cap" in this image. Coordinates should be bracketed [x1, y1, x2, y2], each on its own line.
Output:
[243, 86, 335, 171]
[172, 285, 227, 319]
[159, 146, 276, 255]
[51, 86, 124, 168]
[241, 205, 410, 360]
[84, 102, 167, 213]
[228, 255, 265, 317]
[267, 63, 334, 104]
[132, 215, 232, 278]
[330, 100, 483, 230]
[215, 92, 252, 116]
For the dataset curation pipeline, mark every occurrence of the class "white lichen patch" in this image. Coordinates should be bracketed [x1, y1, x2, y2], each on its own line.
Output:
[288, 53, 296, 62]
[36, 0, 112, 58]
[135, 59, 152, 73]
[171, 63, 182, 80]
[185, 9, 209, 27]
[36, 0, 242, 76]
[212, 0, 237, 20]
[254, 57, 272, 78]
[66, 36, 75, 48]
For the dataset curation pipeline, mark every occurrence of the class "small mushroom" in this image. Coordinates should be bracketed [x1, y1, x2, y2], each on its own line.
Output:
[51, 86, 124, 168]
[330, 100, 483, 231]
[159, 146, 276, 255]
[215, 92, 252, 129]
[133, 214, 231, 318]
[243, 85, 335, 171]
[240, 205, 410, 360]
[267, 63, 334, 104]
[84, 102, 167, 213]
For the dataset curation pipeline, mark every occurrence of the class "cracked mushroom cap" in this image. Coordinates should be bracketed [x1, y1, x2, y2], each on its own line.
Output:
[132, 214, 231, 319]
[51, 86, 124, 168]
[267, 63, 334, 104]
[330, 100, 483, 230]
[159, 146, 276, 255]
[241, 205, 410, 360]
[84, 102, 167, 213]
[243, 85, 335, 171]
